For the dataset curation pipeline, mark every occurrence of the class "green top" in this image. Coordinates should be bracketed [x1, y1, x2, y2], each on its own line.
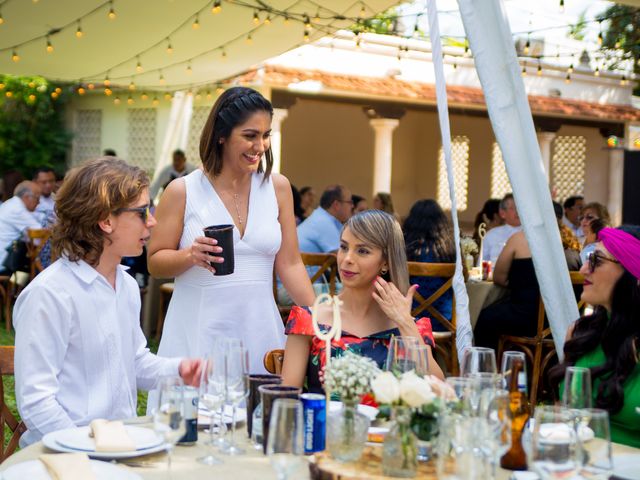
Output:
[573, 345, 640, 448]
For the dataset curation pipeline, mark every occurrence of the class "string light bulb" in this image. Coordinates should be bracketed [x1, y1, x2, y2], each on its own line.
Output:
[51, 91, 59, 99]
[597, 21, 603, 45]
[0, 83, 4, 90]
[186, 63, 192, 74]
[46, 37, 54, 53]
[192, 15, 200, 29]
[0, 12, 4, 25]
[221, 48, 227, 59]
[104, 76, 111, 87]
[206, 90, 212, 100]
[114, 96, 121, 105]
[621, 75, 627, 86]
[28, 94, 36, 102]
[615, 36, 621, 49]
[565, 72, 571, 84]
[264, 16, 271, 25]
[11, 50, 19, 62]
[521, 62, 526, 76]
[246, 34, 253, 44]
[5, 91, 12, 98]
[164, 92, 172, 100]
[524, 35, 530, 55]
[141, 92, 148, 101]
[594, 66, 600, 76]
[76, 20, 83, 38]
[283, 15, 290, 25]
[304, 30, 310, 42]
[359, 5, 366, 17]
[152, 96, 159, 106]
[559, 0, 564, 13]
[159, 72, 165, 84]
[104, 87, 112, 96]
[136, 58, 143, 73]
[537, 63, 542, 76]
[314, 10, 320, 22]
[253, 11, 260, 25]
[568, 62, 574, 74]
[304, 14, 311, 29]
[55, 87, 62, 94]
[108, 1, 116, 20]
[211, 1, 221, 14]
[166, 39, 173, 54]
[129, 81, 136, 91]
[216, 84, 224, 95]
[77, 86, 85, 95]
[464, 45, 470, 57]
[88, 83, 95, 90]
[127, 95, 134, 105]
[195, 92, 202, 100]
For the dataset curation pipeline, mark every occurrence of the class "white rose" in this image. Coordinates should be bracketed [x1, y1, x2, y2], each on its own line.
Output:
[399, 371, 436, 408]
[372, 371, 400, 404]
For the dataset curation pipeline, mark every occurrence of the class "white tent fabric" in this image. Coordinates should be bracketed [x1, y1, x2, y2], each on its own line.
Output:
[0, 0, 399, 89]
[425, 0, 473, 362]
[457, 0, 580, 359]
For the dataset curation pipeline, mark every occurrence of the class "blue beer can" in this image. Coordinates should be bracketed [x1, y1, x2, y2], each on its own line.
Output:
[301, 393, 326, 454]
[177, 386, 199, 445]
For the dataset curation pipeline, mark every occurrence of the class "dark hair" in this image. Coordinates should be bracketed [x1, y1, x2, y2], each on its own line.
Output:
[403, 199, 456, 262]
[300, 186, 313, 196]
[549, 225, 640, 414]
[474, 198, 501, 230]
[499, 193, 514, 210]
[320, 185, 345, 210]
[32, 166, 55, 180]
[103, 149, 117, 157]
[199, 86, 273, 178]
[552, 201, 563, 220]
[291, 184, 304, 220]
[172, 149, 185, 158]
[352, 194, 364, 206]
[563, 195, 584, 210]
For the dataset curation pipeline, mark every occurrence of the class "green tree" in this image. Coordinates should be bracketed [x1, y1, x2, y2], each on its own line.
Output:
[0, 75, 72, 178]
[597, 5, 639, 93]
[352, 7, 401, 35]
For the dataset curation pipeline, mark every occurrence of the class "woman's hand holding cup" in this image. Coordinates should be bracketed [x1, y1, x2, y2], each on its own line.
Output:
[190, 236, 224, 273]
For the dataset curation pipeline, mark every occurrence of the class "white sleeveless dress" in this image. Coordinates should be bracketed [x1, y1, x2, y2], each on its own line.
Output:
[157, 169, 285, 374]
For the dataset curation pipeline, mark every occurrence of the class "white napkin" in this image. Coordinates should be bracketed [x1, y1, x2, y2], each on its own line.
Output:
[39, 453, 96, 480]
[89, 419, 136, 452]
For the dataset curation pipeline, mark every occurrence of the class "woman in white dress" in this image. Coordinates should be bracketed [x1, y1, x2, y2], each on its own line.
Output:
[148, 87, 315, 373]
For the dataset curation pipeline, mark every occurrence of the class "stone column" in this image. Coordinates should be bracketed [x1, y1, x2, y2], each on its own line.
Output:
[536, 131, 556, 183]
[369, 118, 400, 196]
[607, 148, 624, 227]
[270, 108, 288, 174]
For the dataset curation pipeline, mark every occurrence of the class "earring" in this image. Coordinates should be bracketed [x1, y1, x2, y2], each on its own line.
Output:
[380, 267, 388, 275]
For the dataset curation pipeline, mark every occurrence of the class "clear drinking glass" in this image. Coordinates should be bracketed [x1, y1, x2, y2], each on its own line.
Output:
[197, 350, 226, 465]
[221, 344, 249, 455]
[466, 372, 503, 416]
[153, 376, 187, 479]
[501, 351, 528, 392]
[481, 390, 512, 479]
[580, 408, 612, 480]
[267, 398, 304, 480]
[213, 337, 244, 450]
[385, 336, 421, 374]
[461, 347, 497, 376]
[530, 406, 580, 480]
[562, 366, 593, 465]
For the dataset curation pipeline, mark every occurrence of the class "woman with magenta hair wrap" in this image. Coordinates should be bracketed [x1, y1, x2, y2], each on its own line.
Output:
[550, 225, 640, 447]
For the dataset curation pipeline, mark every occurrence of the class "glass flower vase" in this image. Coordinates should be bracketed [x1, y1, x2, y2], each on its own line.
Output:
[383, 405, 418, 478]
[327, 400, 370, 462]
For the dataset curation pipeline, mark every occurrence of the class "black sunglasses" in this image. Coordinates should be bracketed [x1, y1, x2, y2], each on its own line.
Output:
[579, 214, 596, 222]
[587, 251, 620, 273]
[115, 205, 150, 223]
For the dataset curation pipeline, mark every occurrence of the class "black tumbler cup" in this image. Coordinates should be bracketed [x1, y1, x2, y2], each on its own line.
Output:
[203, 224, 235, 276]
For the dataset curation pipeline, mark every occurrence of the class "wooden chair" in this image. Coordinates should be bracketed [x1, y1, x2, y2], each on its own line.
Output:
[0, 275, 22, 332]
[155, 282, 174, 341]
[498, 271, 586, 405]
[0, 346, 26, 462]
[407, 262, 458, 375]
[263, 349, 285, 375]
[26, 228, 52, 280]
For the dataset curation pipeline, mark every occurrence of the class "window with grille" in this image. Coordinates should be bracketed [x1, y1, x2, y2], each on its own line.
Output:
[127, 108, 157, 172]
[437, 135, 470, 211]
[490, 142, 512, 199]
[185, 106, 209, 167]
[71, 110, 102, 166]
[551, 135, 586, 200]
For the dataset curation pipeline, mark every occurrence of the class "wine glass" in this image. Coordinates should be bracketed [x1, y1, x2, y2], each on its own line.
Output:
[466, 372, 502, 415]
[153, 376, 187, 478]
[461, 347, 497, 376]
[580, 409, 613, 480]
[562, 366, 592, 465]
[501, 351, 528, 393]
[221, 344, 249, 455]
[197, 350, 226, 465]
[385, 336, 422, 374]
[481, 390, 512, 479]
[267, 398, 304, 480]
[530, 406, 580, 480]
[213, 337, 244, 450]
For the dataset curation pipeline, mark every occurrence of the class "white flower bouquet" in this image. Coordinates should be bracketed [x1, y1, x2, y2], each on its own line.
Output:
[324, 350, 380, 403]
[460, 236, 479, 257]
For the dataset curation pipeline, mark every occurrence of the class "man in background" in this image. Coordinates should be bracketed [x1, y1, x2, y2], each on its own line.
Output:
[150, 149, 196, 201]
[33, 167, 57, 225]
[0, 181, 41, 273]
[482, 193, 522, 264]
[562, 195, 585, 244]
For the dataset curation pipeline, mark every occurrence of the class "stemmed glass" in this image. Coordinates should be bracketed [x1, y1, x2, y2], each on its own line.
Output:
[581, 409, 613, 480]
[385, 336, 422, 374]
[267, 398, 304, 480]
[466, 372, 503, 416]
[530, 406, 580, 480]
[197, 349, 226, 465]
[221, 343, 249, 455]
[212, 337, 243, 450]
[153, 376, 187, 479]
[461, 347, 497, 376]
[501, 351, 528, 392]
[562, 366, 593, 466]
[481, 390, 512, 479]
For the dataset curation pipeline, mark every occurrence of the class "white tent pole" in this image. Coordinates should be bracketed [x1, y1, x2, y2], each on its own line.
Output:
[457, 0, 578, 359]
[426, 0, 473, 363]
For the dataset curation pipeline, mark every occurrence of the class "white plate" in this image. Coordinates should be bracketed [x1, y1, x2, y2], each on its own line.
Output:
[537, 423, 594, 444]
[329, 401, 379, 422]
[42, 429, 169, 459]
[613, 454, 640, 480]
[55, 426, 163, 452]
[2, 459, 142, 480]
[197, 405, 247, 426]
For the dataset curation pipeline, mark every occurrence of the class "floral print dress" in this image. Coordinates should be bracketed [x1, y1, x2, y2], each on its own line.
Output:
[285, 306, 435, 394]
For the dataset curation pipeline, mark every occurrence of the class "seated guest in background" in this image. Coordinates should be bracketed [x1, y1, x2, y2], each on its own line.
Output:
[103, 148, 117, 156]
[149, 149, 196, 201]
[299, 186, 316, 221]
[291, 184, 304, 225]
[404, 199, 456, 331]
[352, 194, 368, 214]
[474, 210, 581, 352]
[297, 184, 353, 253]
[550, 225, 640, 448]
[553, 201, 582, 270]
[13, 157, 201, 446]
[562, 195, 585, 244]
[482, 193, 522, 264]
[0, 181, 41, 274]
[32, 167, 57, 226]
[473, 198, 502, 245]
[373, 192, 400, 221]
[282, 210, 444, 394]
[579, 202, 611, 264]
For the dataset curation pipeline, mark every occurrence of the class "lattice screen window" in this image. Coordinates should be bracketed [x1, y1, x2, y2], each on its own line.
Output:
[127, 108, 157, 172]
[71, 110, 102, 166]
[185, 106, 209, 166]
[551, 135, 586, 200]
[490, 142, 512, 199]
[437, 136, 470, 211]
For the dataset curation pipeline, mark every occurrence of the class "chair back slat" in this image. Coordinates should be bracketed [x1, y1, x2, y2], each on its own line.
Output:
[301, 253, 338, 296]
[26, 228, 52, 280]
[0, 346, 26, 463]
[263, 349, 285, 375]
